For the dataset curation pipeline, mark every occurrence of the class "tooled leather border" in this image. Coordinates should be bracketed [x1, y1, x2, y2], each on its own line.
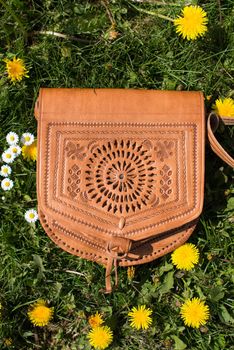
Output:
[42, 121, 198, 237]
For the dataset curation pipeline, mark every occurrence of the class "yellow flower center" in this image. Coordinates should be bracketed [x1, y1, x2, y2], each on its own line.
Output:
[6, 154, 11, 159]
[8, 61, 24, 76]
[4, 57, 29, 83]
[22, 141, 37, 162]
[3, 168, 8, 173]
[128, 305, 153, 330]
[88, 326, 113, 350]
[10, 136, 15, 141]
[5, 182, 10, 187]
[28, 304, 53, 327]
[29, 213, 35, 219]
[25, 136, 30, 141]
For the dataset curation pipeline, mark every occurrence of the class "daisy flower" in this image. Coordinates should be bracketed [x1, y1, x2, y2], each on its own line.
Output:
[2, 149, 16, 164]
[28, 299, 53, 327]
[0, 165, 12, 177]
[88, 312, 104, 328]
[180, 298, 209, 328]
[25, 209, 38, 223]
[213, 97, 234, 118]
[9, 145, 22, 157]
[21, 132, 34, 146]
[4, 57, 29, 83]
[174, 5, 208, 40]
[6, 131, 19, 145]
[22, 140, 37, 161]
[1, 178, 14, 191]
[128, 305, 153, 330]
[88, 326, 113, 350]
[171, 243, 199, 271]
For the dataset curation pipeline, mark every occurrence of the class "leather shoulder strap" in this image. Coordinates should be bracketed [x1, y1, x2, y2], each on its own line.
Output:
[207, 113, 234, 168]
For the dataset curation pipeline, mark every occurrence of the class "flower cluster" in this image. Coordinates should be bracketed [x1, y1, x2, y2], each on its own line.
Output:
[1, 131, 38, 224]
[87, 312, 113, 349]
[171, 243, 210, 328]
[0, 131, 37, 192]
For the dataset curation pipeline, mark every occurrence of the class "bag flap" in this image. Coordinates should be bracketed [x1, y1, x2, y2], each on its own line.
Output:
[36, 89, 205, 242]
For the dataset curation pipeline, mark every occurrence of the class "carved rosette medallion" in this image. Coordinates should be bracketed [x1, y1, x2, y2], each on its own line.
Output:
[84, 140, 157, 214]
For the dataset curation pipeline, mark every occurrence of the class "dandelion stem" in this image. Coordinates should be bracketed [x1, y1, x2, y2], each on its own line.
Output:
[129, 2, 174, 22]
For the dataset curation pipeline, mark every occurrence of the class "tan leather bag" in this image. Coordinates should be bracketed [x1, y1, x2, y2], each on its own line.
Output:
[34, 89, 234, 292]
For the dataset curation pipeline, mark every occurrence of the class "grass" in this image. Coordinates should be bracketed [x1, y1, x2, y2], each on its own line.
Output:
[0, 1, 234, 349]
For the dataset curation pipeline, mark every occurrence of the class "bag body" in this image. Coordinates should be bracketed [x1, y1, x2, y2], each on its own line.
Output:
[34, 89, 214, 291]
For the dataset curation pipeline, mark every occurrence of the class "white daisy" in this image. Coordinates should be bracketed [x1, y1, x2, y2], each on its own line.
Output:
[9, 145, 22, 157]
[0, 165, 12, 177]
[1, 178, 14, 191]
[25, 209, 38, 223]
[6, 131, 19, 145]
[21, 132, 34, 146]
[2, 149, 16, 164]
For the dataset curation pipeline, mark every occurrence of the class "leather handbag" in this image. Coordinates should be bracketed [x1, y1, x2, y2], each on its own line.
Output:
[34, 89, 234, 292]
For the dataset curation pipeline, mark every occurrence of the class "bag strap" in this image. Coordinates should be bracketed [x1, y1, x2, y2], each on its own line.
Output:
[207, 113, 234, 168]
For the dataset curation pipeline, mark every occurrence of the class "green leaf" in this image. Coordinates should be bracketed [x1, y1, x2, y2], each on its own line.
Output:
[209, 286, 225, 302]
[226, 197, 234, 210]
[33, 254, 45, 273]
[159, 271, 174, 294]
[159, 262, 173, 275]
[171, 335, 187, 350]
[220, 305, 234, 324]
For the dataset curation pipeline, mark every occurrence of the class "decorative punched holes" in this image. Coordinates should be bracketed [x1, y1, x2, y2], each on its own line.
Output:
[85, 140, 157, 214]
[160, 164, 172, 200]
[67, 164, 81, 198]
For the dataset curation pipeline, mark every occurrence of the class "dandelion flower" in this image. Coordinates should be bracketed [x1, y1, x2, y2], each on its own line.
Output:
[128, 305, 153, 330]
[171, 243, 199, 270]
[127, 266, 135, 281]
[2, 149, 15, 164]
[4, 57, 29, 83]
[28, 299, 53, 327]
[213, 97, 234, 118]
[25, 209, 38, 223]
[0, 165, 12, 177]
[4, 338, 13, 346]
[180, 298, 209, 328]
[22, 140, 37, 161]
[174, 5, 208, 40]
[88, 312, 104, 328]
[6, 131, 19, 145]
[9, 145, 21, 157]
[1, 178, 14, 191]
[21, 132, 34, 146]
[88, 326, 113, 350]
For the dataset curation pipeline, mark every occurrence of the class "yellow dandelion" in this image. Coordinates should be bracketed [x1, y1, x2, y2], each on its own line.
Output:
[213, 97, 234, 118]
[127, 266, 135, 281]
[4, 57, 29, 83]
[28, 299, 53, 327]
[88, 326, 113, 350]
[22, 140, 37, 161]
[180, 298, 209, 328]
[171, 243, 199, 270]
[128, 305, 153, 330]
[88, 312, 104, 328]
[174, 5, 208, 40]
[4, 338, 13, 346]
